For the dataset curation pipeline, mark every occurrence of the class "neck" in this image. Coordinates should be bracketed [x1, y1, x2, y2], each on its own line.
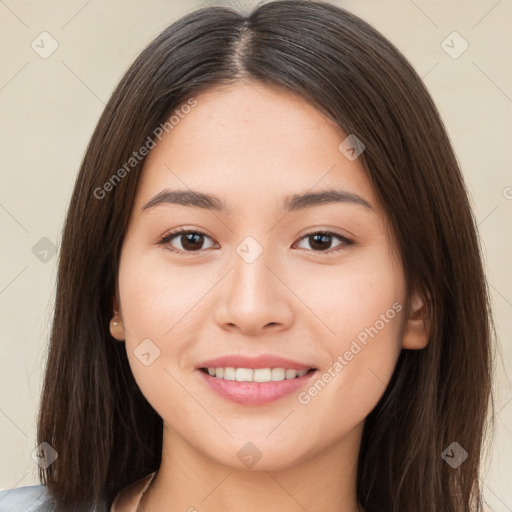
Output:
[140, 420, 365, 512]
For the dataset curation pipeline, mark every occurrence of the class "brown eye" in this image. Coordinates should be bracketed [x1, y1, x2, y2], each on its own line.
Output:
[177, 232, 206, 251]
[294, 231, 353, 254]
[158, 229, 353, 255]
[158, 229, 216, 253]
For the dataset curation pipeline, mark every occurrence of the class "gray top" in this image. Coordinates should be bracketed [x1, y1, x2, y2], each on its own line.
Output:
[0, 484, 56, 512]
[0, 484, 108, 512]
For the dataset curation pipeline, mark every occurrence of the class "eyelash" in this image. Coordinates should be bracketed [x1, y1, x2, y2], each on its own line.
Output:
[157, 227, 354, 256]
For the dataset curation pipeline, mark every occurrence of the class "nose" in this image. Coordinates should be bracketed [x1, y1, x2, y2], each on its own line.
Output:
[213, 245, 295, 336]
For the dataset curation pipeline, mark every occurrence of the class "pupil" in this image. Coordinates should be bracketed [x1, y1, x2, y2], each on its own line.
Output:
[310, 233, 331, 251]
[183, 233, 203, 250]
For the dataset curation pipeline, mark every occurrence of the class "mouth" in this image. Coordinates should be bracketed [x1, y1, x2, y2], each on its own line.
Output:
[197, 366, 319, 406]
[198, 366, 317, 382]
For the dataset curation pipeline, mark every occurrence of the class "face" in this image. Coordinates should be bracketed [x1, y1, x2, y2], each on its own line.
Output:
[112, 81, 423, 471]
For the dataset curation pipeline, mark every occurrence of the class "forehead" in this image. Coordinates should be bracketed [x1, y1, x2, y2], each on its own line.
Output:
[133, 81, 379, 216]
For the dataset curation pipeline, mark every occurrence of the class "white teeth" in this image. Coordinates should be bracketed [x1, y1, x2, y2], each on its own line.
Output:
[223, 367, 236, 380]
[235, 368, 253, 382]
[271, 368, 285, 381]
[254, 368, 272, 382]
[285, 369, 297, 379]
[205, 367, 312, 382]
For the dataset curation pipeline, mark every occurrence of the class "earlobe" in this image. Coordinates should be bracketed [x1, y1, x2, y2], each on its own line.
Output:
[109, 315, 125, 341]
[401, 289, 430, 350]
[109, 293, 125, 341]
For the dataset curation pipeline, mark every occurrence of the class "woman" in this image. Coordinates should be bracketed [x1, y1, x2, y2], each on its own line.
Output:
[0, 0, 494, 511]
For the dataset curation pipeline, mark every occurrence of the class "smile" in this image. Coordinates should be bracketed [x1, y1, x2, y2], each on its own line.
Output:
[197, 367, 318, 405]
[200, 367, 315, 382]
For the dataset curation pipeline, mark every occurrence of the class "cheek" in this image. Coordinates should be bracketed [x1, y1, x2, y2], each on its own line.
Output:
[116, 247, 202, 398]
[325, 268, 404, 350]
[296, 245, 405, 353]
[117, 246, 209, 340]
[116, 254, 201, 432]
[293, 247, 405, 416]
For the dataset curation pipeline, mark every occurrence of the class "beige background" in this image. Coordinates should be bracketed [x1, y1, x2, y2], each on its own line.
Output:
[0, 0, 511, 509]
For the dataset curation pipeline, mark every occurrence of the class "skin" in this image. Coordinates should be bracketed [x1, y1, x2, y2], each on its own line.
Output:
[110, 81, 429, 512]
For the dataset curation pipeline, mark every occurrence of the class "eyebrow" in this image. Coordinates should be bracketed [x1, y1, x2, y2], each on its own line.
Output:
[141, 188, 375, 214]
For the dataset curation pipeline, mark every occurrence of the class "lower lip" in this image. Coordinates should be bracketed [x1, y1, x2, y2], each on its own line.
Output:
[197, 369, 317, 406]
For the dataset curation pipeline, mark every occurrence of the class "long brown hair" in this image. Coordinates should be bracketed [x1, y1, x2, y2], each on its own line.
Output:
[37, 1, 495, 510]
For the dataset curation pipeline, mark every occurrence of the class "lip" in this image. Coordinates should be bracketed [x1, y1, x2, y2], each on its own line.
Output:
[195, 353, 318, 406]
[196, 354, 315, 371]
[197, 368, 318, 406]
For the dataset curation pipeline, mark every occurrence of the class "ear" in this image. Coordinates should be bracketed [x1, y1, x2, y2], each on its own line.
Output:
[109, 292, 125, 341]
[401, 288, 430, 350]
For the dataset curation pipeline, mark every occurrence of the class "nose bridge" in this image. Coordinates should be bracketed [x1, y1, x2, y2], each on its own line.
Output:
[213, 233, 293, 333]
[231, 234, 277, 305]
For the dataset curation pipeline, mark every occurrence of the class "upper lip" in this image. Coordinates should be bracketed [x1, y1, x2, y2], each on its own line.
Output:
[196, 354, 316, 371]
